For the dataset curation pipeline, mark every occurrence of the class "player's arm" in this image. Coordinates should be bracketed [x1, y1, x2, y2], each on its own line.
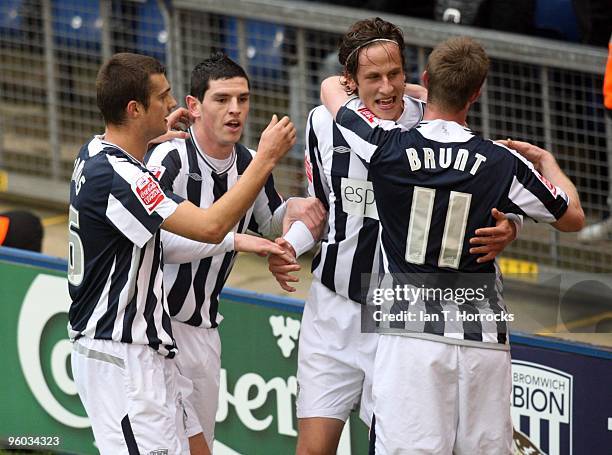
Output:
[245, 168, 324, 244]
[498, 139, 584, 232]
[320, 76, 351, 118]
[269, 110, 333, 291]
[162, 115, 296, 243]
[162, 230, 292, 263]
[162, 230, 234, 263]
[321, 80, 395, 164]
[404, 83, 427, 102]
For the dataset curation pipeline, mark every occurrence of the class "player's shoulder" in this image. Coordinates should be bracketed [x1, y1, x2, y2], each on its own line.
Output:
[146, 137, 187, 162]
[484, 138, 533, 168]
[414, 120, 475, 143]
[79, 137, 118, 175]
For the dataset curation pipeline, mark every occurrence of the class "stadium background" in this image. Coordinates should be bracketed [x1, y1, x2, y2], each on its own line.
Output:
[0, 0, 610, 453]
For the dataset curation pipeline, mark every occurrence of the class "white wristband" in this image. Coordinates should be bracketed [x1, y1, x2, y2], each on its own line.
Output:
[283, 221, 316, 257]
[505, 213, 524, 235]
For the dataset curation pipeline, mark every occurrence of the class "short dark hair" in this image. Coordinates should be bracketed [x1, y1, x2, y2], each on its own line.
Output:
[425, 37, 489, 112]
[190, 52, 250, 101]
[338, 17, 406, 95]
[96, 53, 166, 126]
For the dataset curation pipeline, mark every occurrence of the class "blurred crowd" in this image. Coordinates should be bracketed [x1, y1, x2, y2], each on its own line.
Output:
[314, 0, 611, 47]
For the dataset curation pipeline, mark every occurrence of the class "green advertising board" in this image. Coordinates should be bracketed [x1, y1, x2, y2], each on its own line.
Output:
[0, 247, 368, 454]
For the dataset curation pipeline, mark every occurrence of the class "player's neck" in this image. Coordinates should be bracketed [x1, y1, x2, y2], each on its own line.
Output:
[422, 103, 468, 126]
[103, 125, 148, 163]
[192, 125, 234, 160]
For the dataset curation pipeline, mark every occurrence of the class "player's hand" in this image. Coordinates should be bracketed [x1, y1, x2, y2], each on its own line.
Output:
[148, 108, 194, 145]
[268, 238, 301, 292]
[469, 208, 517, 263]
[496, 139, 554, 173]
[234, 233, 295, 263]
[166, 107, 193, 133]
[283, 197, 327, 238]
[257, 115, 297, 164]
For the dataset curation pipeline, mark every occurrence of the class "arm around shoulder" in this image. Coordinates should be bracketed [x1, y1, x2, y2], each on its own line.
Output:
[320, 76, 350, 118]
[500, 139, 585, 232]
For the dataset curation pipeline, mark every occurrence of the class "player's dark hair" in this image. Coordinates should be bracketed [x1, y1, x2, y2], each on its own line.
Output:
[338, 17, 406, 95]
[190, 52, 250, 101]
[425, 37, 489, 112]
[96, 53, 166, 126]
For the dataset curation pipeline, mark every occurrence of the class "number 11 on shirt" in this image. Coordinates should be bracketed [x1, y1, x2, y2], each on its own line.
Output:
[405, 186, 472, 269]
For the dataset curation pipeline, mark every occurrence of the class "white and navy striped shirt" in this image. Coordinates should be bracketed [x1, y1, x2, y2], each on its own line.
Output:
[305, 95, 425, 304]
[68, 136, 183, 357]
[146, 131, 285, 328]
[336, 104, 570, 348]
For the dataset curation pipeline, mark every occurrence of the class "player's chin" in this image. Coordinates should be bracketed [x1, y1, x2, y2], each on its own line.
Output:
[373, 104, 400, 120]
[225, 130, 243, 142]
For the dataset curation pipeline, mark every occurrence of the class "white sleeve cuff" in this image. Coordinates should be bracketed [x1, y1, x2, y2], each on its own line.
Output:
[162, 231, 235, 264]
[269, 200, 289, 237]
[505, 213, 524, 236]
[283, 221, 315, 257]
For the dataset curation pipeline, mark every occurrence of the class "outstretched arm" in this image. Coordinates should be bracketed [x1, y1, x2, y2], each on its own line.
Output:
[162, 115, 296, 243]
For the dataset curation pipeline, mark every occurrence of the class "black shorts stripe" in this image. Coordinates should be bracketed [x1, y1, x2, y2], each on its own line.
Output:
[121, 414, 140, 455]
[369, 414, 376, 455]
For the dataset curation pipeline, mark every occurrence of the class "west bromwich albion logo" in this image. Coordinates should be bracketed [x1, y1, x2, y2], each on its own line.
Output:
[511, 361, 573, 455]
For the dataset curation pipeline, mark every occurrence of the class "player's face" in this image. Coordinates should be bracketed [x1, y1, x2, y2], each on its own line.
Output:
[144, 73, 177, 138]
[197, 77, 250, 149]
[353, 42, 405, 121]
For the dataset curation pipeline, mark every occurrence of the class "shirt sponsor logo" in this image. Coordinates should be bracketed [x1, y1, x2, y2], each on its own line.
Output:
[357, 107, 377, 124]
[536, 172, 557, 197]
[511, 361, 572, 455]
[304, 155, 313, 184]
[340, 177, 378, 220]
[133, 175, 165, 215]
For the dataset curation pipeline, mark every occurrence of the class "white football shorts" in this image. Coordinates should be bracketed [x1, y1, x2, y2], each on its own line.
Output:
[172, 320, 221, 448]
[71, 337, 190, 454]
[372, 335, 513, 454]
[296, 279, 378, 425]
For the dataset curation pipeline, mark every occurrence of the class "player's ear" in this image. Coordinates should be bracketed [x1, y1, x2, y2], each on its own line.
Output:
[185, 95, 201, 119]
[125, 100, 141, 119]
[468, 84, 484, 105]
[342, 69, 357, 93]
[422, 70, 429, 89]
